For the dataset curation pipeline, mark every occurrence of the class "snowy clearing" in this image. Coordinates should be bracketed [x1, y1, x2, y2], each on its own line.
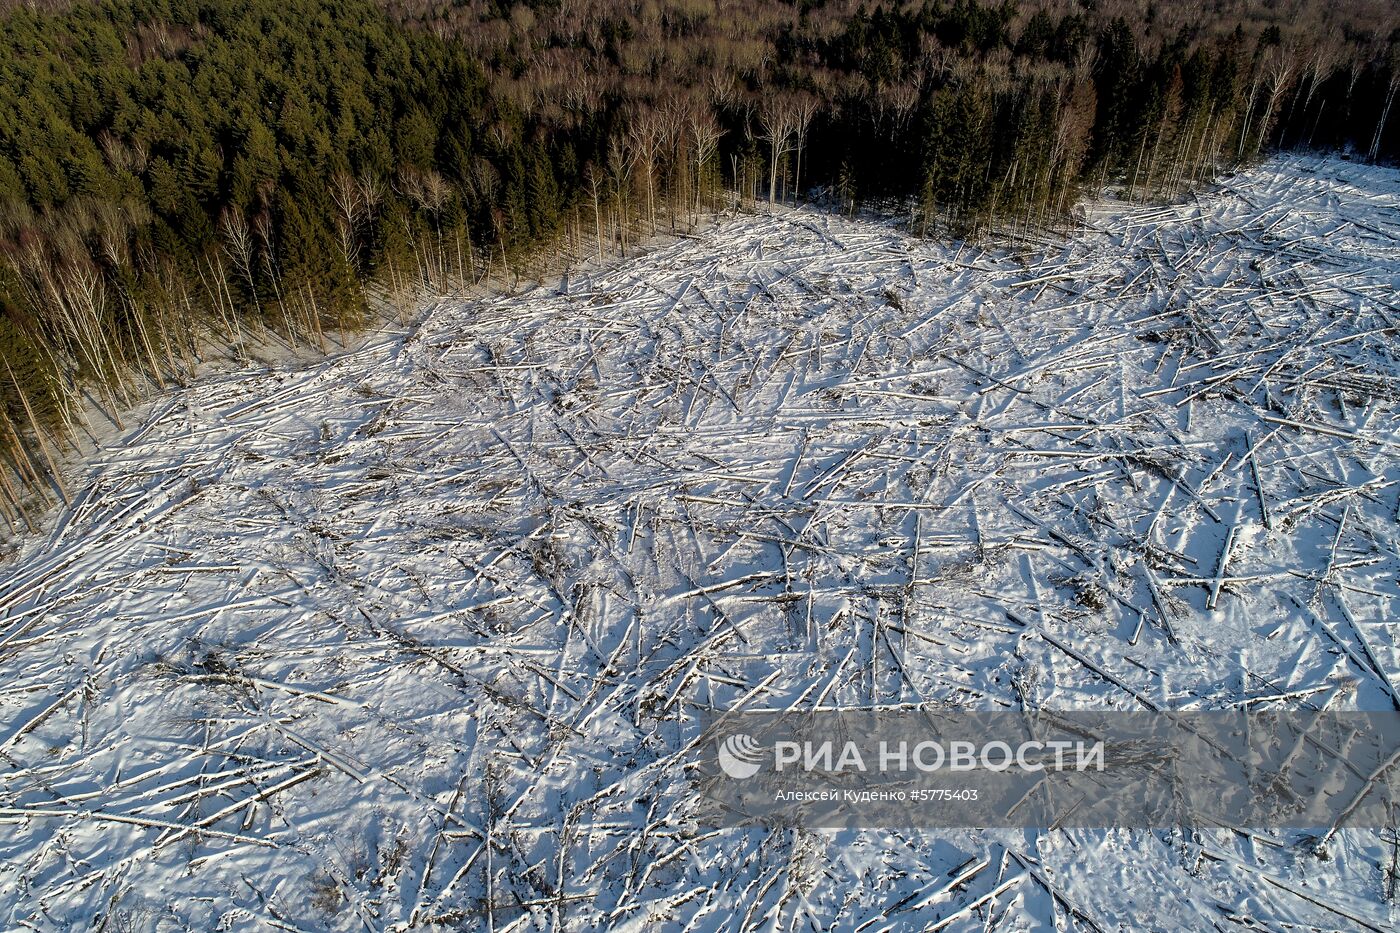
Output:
[3, 155, 1400, 930]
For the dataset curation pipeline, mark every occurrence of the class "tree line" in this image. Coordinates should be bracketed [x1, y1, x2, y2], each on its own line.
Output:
[0, 0, 1397, 531]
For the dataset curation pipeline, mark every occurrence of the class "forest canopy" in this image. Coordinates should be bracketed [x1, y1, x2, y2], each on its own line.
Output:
[0, 0, 1396, 528]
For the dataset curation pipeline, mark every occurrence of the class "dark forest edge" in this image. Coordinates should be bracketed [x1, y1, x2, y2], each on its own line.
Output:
[0, 0, 1396, 533]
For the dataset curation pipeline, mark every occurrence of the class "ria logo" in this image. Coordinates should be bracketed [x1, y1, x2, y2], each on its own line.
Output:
[717, 733, 764, 779]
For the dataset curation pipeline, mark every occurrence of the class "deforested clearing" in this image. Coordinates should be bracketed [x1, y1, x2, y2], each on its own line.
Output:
[3, 154, 1400, 930]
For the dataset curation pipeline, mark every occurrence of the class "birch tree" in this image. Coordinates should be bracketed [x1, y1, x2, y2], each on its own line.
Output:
[791, 93, 819, 203]
[1370, 46, 1399, 163]
[757, 94, 798, 204]
[686, 104, 725, 216]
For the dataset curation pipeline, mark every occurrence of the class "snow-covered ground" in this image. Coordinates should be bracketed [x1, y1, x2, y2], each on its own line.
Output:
[3, 155, 1400, 930]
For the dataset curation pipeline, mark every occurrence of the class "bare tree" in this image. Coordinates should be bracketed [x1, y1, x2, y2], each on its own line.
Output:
[626, 107, 664, 232]
[1295, 34, 1341, 144]
[1048, 71, 1097, 214]
[330, 169, 365, 274]
[791, 93, 820, 203]
[253, 209, 302, 346]
[220, 206, 259, 315]
[607, 134, 637, 254]
[757, 94, 799, 204]
[1256, 43, 1297, 154]
[401, 166, 452, 286]
[2, 358, 68, 504]
[657, 96, 687, 228]
[1370, 45, 1400, 162]
[359, 172, 385, 219]
[584, 162, 607, 260]
[686, 103, 725, 216]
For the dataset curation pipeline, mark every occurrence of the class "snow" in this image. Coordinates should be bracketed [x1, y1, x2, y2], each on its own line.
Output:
[3, 154, 1400, 930]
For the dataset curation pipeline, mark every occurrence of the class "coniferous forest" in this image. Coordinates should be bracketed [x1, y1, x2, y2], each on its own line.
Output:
[0, 0, 1397, 526]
